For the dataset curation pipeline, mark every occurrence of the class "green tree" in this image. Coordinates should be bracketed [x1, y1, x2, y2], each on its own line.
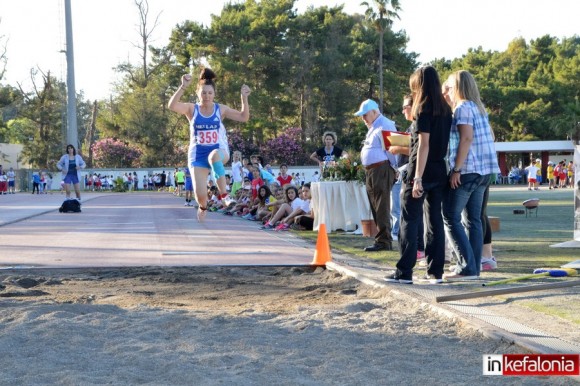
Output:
[3, 118, 35, 144]
[0, 85, 25, 142]
[508, 99, 552, 141]
[17, 70, 67, 169]
[360, 0, 401, 112]
[98, 0, 184, 167]
[204, 0, 296, 144]
[435, 35, 580, 143]
[284, 6, 358, 142]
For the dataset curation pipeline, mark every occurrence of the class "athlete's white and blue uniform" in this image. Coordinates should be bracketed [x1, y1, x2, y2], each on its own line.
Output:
[189, 103, 229, 169]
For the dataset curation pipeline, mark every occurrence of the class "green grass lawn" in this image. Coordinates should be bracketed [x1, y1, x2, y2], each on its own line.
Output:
[297, 185, 578, 277]
[486, 186, 577, 275]
[296, 185, 580, 324]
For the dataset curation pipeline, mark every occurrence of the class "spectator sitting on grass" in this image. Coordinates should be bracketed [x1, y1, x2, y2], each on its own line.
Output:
[260, 187, 285, 224]
[226, 186, 252, 216]
[206, 186, 221, 211]
[253, 185, 277, 222]
[293, 183, 314, 230]
[225, 174, 232, 194]
[242, 186, 263, 220]
[261, 184, 308, 231]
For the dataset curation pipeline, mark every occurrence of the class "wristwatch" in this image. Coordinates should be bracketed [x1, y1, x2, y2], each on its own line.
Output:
[452, 167, 461, 173]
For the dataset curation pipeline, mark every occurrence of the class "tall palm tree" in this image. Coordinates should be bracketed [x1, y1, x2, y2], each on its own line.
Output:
[361, 0, 401, 112]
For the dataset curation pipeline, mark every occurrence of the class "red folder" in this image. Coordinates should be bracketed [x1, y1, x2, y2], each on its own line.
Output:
[380, 131, 410, 150]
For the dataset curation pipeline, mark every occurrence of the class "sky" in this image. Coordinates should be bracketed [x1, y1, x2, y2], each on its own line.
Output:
[1, 0, 578, 101]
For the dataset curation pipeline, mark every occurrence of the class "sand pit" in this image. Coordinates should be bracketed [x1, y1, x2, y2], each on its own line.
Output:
[0, 266, 570, 385]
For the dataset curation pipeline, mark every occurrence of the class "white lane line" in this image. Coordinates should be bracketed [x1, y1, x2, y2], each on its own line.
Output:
[162, 251, 270, 255]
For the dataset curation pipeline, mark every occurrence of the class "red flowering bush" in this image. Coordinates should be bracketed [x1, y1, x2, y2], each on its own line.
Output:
[261, 137, 301, 165]
[229, 127, 308, 165]
[228, 130, 260, 158]
[92, 138, 142, 168]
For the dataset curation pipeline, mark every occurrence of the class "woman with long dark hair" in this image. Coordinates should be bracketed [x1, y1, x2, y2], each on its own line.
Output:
[385, 66, 452, 284]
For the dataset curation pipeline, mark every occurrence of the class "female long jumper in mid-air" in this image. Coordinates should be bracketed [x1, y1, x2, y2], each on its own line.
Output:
[168, 67, 251, 221]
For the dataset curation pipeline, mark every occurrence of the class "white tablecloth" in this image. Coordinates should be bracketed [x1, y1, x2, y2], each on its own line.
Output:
[311, 181, 372, 233]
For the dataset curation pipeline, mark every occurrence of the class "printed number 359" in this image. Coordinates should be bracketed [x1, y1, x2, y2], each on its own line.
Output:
[198, 130, 218, 144]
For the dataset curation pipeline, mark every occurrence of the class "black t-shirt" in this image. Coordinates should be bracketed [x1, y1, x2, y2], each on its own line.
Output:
[405, 109, 452, 184]
[315, 146, 343, 163]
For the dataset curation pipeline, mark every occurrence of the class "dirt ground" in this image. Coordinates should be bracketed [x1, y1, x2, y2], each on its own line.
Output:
[0, 266, 576, 385]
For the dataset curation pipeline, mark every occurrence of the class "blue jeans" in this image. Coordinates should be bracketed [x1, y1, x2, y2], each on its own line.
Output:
[443, 173, 491, 276]
[391, 178, 402, 237]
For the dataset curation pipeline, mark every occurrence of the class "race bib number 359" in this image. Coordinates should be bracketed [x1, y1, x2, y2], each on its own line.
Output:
[196, 129, 219, 145]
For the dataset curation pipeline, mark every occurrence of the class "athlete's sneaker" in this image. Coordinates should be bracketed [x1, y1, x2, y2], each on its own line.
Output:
[222, 195, 236, 207]
[384, 271, 413, 284]
[420, 273, 443, 284]
[275, 223, 290, 231]
[197, 207, 207, 222]
[260, 222, 275, 230]
[481, 257, 498, 271]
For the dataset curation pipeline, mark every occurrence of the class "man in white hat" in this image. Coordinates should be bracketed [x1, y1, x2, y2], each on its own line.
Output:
[355, 99, 397, 251]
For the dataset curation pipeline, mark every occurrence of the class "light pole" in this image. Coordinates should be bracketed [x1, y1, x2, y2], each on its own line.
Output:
[64, 0, 78, 149]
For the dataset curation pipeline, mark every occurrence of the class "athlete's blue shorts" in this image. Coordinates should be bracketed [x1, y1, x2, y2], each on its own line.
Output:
[190, 146, 227, 169]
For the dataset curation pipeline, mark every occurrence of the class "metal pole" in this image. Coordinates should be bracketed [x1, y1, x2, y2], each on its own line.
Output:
[64, 0, 78, 149]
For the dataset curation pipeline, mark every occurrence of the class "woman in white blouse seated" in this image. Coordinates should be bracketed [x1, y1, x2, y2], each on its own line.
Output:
[261, 184, 310, 231]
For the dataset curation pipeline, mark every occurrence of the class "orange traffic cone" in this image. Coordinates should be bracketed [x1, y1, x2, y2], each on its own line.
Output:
[311, 223, 332, 266]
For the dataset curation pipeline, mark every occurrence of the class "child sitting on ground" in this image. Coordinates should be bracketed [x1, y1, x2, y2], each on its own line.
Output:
[206, 186, 222, 211]
[242, 186, 264, 220]
[252, 185, 276, 222]
[261, 185, 308, 231]
[260, 187, 285, 224]
[226, 186, 252, 216]
[292, 183, 314, 230]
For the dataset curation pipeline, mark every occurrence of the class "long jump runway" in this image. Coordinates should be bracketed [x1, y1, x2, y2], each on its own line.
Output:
[0, 193, 314, 269]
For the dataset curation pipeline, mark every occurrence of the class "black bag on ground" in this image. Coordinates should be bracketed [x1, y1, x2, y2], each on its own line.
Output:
[59, 199, 81, 213]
